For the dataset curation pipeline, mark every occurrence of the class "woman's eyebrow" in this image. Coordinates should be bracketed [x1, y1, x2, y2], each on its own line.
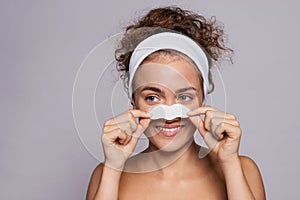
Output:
[141, 86, 162, 94]
[175, 87, 197, 94]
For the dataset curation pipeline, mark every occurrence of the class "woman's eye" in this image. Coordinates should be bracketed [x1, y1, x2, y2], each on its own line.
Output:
[178, 95, 193, 102]
[145, 95, 159, 102]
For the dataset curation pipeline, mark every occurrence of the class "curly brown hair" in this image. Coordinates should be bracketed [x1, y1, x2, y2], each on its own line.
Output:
[115, 6, 233, 95]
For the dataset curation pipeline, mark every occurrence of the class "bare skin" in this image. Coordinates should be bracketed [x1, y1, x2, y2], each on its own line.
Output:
[86, 56, 266, 200]
[87, 146, 265, 200]
[119, 143, 228, 200]
[87, 148, 265, 200]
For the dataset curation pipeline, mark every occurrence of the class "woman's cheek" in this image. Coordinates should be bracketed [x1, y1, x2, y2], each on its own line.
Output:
[136, 99, 155, 112]
[183, 102, 199, 112]
[138, 104, 152, 113]
[144, 104, 154, 112]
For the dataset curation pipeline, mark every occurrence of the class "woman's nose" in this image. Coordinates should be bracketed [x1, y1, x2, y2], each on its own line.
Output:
[165, 117, 181, 124]
[164, 96, 178, 106]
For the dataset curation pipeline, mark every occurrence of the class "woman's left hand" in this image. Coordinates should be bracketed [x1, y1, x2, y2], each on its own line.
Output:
[187, 106, 242, 164]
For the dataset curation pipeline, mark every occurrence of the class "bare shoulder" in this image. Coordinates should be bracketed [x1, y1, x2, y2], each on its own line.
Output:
[240, 155, 262, 176]
[239, 156, 266, 200]
[86, 163, 104, 200]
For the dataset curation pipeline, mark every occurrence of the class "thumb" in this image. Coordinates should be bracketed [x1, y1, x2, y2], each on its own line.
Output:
[128, 118, 150, 147]
[189, 116, 219, 151]
[133, 118, 150, 137]
[189, 115, 207, 139]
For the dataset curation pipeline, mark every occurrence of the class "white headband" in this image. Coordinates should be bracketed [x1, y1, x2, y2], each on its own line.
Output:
[128, 32, 209, 99]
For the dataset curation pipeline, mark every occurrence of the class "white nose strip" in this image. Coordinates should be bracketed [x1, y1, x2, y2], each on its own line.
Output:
[149, 104, 190, 120]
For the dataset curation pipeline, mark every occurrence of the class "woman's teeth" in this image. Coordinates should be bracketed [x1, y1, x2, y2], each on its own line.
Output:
[157, 127, 181, 132]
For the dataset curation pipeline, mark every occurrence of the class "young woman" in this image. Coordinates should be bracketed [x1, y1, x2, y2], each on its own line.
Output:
[86, 7, 266, 200]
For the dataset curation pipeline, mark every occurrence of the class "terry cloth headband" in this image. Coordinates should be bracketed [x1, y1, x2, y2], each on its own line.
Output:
[128, 32, 209, 99]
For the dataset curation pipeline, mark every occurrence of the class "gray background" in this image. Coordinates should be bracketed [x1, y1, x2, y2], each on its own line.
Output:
[1, 0, 299, 199]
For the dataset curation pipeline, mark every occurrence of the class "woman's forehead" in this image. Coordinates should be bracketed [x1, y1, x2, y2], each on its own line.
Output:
[132, 60, 202, 94]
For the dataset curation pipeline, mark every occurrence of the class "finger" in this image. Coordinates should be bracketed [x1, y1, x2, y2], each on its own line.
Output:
[214, 122, 242, 140]
[203, 131, 219, 150]
[202, 112, 237, 132]
[221, 118, 240, 127]
[127, 118, 151, 150]
[132, 118, 151, 138]
[107, 113, 133, 127]
[126, 110, 143, 132]
[187, 106, 218, 116]
[102, 128, 128, 145]
[116, 110, 147, 132]
[106, 109, 150, 131]
[188, 109, 222, 131]
[112, 109, 150, 124]
[189, 115, 221, 151]
[105, 115, 136, 133]
[188, 107, 237, 120]
[119, 122, 133, 145]
[103, 114, 151, 147]
[104, 123, 133, 144]
[210, 118, 240, 138]
[203, 111, 224, 133]
[116, 117, 151, 145]
[189, 115, 207, 139]
[103, 122, 131, 134]
[129, 109, 151, 119]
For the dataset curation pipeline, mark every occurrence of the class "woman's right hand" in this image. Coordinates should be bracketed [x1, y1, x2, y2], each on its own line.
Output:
[101, 109, 151, 170]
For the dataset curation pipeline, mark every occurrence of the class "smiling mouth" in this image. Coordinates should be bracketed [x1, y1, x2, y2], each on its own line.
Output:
[155, 125, 185, 137]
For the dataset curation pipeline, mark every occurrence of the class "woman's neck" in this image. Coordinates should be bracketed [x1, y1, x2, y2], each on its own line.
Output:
[124, 139, 211, 175]
[146, 140, 210, 177]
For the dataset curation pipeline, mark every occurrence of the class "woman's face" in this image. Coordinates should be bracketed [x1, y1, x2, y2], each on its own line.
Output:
[132, 54, 204, 152]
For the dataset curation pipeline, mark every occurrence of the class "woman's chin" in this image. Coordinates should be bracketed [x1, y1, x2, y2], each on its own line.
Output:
[148, 133, 194, 153]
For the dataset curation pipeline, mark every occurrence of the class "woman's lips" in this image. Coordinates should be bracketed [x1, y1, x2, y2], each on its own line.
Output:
[155, 125, 184, 137]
